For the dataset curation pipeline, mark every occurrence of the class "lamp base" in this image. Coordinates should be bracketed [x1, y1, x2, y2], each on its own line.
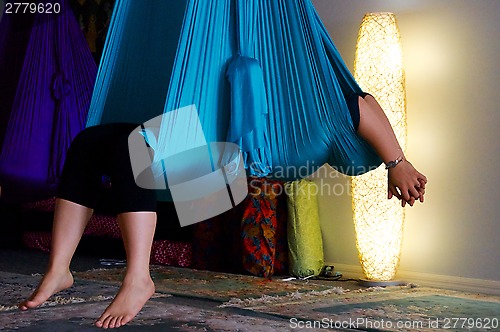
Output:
[358, 278, 405, 287]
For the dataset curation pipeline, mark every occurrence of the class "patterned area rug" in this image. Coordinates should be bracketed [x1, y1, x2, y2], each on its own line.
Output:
[0, 297, 295, 332]
[0, 269, 297, 331]
[227, 286, 500, 332]
[0, 271, 121, 312]
[2, 267, 499, 331]
[74, 265, 340, 302]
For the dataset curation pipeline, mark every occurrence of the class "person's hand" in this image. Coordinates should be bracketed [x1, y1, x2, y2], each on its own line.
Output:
[387, 160, 427, 207]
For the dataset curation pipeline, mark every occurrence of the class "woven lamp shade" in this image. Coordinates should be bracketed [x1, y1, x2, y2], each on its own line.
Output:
[352, 12, 407, 281]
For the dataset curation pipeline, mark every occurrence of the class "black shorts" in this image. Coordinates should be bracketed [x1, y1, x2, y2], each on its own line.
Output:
[347, 92, 371, 130]
[57, 123, 157, 213]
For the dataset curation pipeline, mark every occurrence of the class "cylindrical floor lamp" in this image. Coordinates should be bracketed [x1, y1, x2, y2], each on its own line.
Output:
[352, 12, 407, 286]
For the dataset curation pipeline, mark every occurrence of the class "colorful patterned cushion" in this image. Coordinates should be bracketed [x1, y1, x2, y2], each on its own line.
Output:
[191, 205, 244, 273]
[21, 196, 192, 268]
[23, 231, 192, 268]
[22, 231, 51, 252]
[22, 197, 56, 212]
[150, 240, 192, 267]
[241, 177, 288, 278]
[84, 214, 121, 238]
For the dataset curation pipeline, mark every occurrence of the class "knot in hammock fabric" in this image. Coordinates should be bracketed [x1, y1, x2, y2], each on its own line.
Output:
[226, 54, 271, 176]
[51, 72, 72, 101]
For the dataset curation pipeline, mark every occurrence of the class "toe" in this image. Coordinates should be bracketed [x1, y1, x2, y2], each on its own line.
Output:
[121, 315, 133, 326]
[109, 316, 119, 329]
[114, 316, 124, 328]
[20, 300, 38, 310]
[95, 313, 109, 328]
[103, 315, 115, 329]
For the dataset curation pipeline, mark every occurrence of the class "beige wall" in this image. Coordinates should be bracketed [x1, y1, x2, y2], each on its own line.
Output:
[312, 0, 500, 281]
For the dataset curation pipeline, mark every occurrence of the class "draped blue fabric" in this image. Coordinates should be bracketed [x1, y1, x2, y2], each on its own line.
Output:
[85, 0, 188, 126]
[86, 0, 382, 181]
[0, 0, 97, 202]
[226, 0, 271, 175]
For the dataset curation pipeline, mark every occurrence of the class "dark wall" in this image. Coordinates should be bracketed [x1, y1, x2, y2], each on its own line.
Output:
[68, 0, 116, 63]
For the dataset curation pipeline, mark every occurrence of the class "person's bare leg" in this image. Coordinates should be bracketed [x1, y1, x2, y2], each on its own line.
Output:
[19, 199, 93, 310]
[95, 212, 156, 329]
[357, 95, 427, 205]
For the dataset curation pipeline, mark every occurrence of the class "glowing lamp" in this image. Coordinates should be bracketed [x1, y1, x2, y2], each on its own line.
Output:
[352, 12, 407, 286]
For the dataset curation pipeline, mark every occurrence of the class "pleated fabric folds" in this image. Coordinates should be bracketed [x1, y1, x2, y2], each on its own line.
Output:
[0, 0, 97, 201]
[0, 11, 34, 150]
[226, 0, 271, 176]
[86, 0, 382, 181]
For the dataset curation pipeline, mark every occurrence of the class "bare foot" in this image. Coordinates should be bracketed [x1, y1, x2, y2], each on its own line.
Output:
[19, 269, 74, 310]
[95, 275, 155, 329]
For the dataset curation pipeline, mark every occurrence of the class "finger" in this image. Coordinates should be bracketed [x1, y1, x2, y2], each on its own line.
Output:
[401, 187, 411, 202]
[409, 186, 421, 199]
[390, 185, 402, 200]
[402, 199, 406, 207]
[409, 196, 415, 207]
[416, 185, 425, 196]
[419, 193, 425, 203]
[418, 173, 428, 184]
[388, 178, 394, 199]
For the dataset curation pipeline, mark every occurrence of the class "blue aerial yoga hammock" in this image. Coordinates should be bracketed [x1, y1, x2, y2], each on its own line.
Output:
[86, 0, 382, 183]
[0, 0, 97, 202]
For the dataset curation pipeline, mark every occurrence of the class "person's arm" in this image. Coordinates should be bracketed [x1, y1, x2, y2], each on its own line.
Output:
[357, 95, 427, 206]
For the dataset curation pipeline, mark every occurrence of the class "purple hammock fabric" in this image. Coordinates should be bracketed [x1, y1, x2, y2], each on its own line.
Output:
[0, 11, 35, 152]
[0, 0, 97, 202]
